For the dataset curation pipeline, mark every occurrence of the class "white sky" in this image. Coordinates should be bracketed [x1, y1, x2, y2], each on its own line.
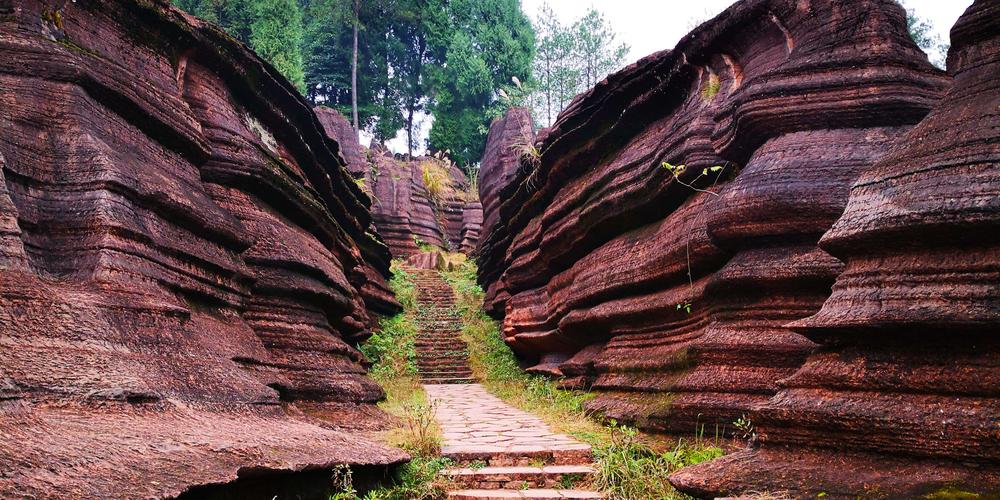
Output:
[381, 0, 972, 155]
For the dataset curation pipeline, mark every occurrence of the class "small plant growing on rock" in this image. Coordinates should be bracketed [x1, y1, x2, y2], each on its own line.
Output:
[676, 302, 693, 315]
[662, 162, 725, 196]
[421, 161, 453, 206]
[733, 413, 756, 446]
[701, 72, 722, 101]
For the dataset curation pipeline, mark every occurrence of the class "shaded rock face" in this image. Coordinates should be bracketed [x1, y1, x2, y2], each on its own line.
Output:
[313, 107, 402, 323]
[671, 0, 1000, 496]
[477, 0, 948, 444]
[0, 1, 406, 498]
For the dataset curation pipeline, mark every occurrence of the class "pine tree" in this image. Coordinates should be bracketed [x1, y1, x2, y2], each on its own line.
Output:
[526, 5, 628, 127]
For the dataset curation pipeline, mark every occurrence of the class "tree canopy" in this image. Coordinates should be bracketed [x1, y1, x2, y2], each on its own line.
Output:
[528, 2, 629, 128]
[175, 0, 535, 168]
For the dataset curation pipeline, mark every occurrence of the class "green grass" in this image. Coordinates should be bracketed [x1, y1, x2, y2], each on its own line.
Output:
[439, 257, 725, 499]
[352, 261, 451, 499]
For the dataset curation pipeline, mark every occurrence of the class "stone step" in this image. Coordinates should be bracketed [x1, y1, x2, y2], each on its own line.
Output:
[418, 361, 469, 368]
[415, 344, 468, 350]
[442, 465, 595, 490]
[420, 372, 474, 380]
[444, 445, 593, 467]
[422, 377, 476, 384]
[446, 489, 604, 499]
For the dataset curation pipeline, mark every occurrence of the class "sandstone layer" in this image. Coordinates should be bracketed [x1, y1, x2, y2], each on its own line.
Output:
[670, 0, 1000, 496]
[0, 1, 406, 497]
[313, 107, 482, 259]
[476, 0, 948, 440]
[369, 150, 482, 258]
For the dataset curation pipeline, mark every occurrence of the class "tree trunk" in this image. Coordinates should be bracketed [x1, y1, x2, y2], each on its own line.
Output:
[351, 0, 359, 133]
[406, 103, 414, 159]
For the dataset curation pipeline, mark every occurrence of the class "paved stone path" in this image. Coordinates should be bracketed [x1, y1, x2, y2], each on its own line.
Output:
[426, 384, 603, 499]
[405, 267, 604, 498]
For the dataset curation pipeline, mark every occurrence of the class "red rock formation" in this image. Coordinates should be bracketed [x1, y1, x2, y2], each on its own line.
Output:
[368, 150, 482, 258]
[476, 0, 948, 439]
[314, 107, 402, 324]
[477, 108, 535, 316]
[671, 0, 1000, 496]
[0, 1, 405, 497]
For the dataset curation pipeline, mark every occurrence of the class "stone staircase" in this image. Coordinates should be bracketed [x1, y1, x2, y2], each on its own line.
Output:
[426, 384, 605, 499]
[410, 268, 474, 384]
[408, 268, 603, 498]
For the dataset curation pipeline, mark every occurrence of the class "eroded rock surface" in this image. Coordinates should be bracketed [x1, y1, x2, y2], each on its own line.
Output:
[477, 0, 948, 443]
[368, 150, 482, 258]
[0, 1, 405, 497]
[671, 0, 1000, 496]
[314, 107, 483, 260]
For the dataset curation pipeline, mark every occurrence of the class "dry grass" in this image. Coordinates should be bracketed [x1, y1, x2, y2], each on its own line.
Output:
[420, 161, 454, 206]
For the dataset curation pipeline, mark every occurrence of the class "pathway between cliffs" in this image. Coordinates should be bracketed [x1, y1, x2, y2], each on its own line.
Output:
[409, 268, 604, 499]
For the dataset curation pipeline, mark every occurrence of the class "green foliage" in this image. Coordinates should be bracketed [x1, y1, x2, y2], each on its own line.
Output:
[701, 73, 721, 100]
[174, 0, 305, 91]
[529, 3, 629, 127]
[594, 423, 723, 500]
[427, 0, 535, 167]
[924, 487, 982, 499]
[248, 0, 304, 91]
[361, 456, 453, 500]
[440, 259, 592, 417]
[360, 262, 418, 382]
[897, 0, 948, 69]
[420, 161, 453, 206]
[439, 257, 727, 499]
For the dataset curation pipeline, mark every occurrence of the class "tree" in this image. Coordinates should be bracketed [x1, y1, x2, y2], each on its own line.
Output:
[531, 2, 576, 126]
[898, 0, 948, 69]
[391, 0, 450, 158]
[572, 9, 629, 91]
[527, 5, 629, 127]
[174, 0, 304, 91]
[351, 0, 359, 131]
[427, 0, 535, 167]
[248, 0, 305, 91]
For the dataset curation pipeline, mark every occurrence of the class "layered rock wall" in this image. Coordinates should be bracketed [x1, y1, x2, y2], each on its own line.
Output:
[477, 0, 948, 440]
[369, 152, 482, 258]
[313, 108, 482, 259]
[671, 0, 1000, 496]
[0, 1, 405, 497]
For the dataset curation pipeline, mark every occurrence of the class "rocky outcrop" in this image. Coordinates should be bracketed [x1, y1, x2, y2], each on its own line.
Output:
[670, 0, 1000, 496]
[477, 0, 948, 442]
[0, 1, 405, 497]
[314, 107, 482, 260]
[368, 150, 482, 258]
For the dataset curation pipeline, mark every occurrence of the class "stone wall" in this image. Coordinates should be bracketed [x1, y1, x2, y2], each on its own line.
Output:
[472, 0, 997, 494]
[0, 1, 405, 497]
